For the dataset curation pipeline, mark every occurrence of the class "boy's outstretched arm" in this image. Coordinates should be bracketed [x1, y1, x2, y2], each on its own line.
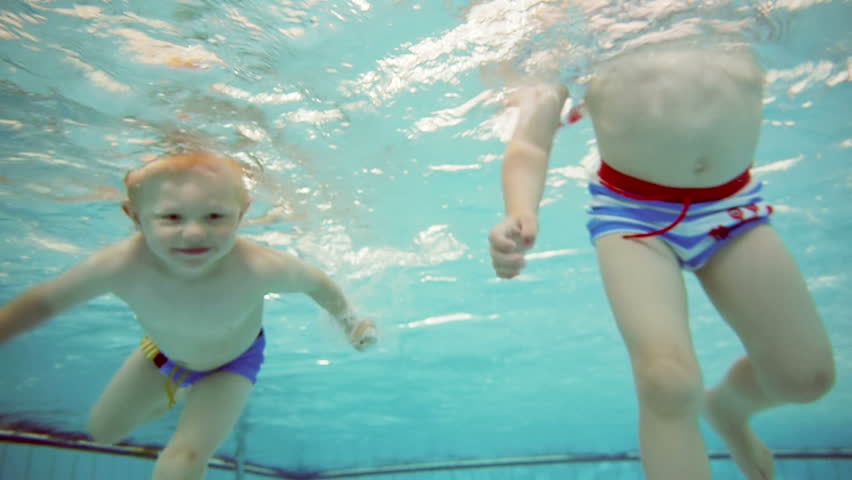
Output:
[0, 247, 119, 343]
[490, 84, 569, 279]
[301, 264, 378, 351]
[260, 250, 377, 351]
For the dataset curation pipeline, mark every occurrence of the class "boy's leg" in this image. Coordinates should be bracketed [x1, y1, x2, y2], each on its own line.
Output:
[697, 223, 834, 480]
[595, 234, 710, 480]
[88, 346, 173, 444]
[153, 372, 253, 480]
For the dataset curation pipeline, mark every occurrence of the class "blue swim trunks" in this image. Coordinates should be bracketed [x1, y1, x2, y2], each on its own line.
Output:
[587, 162, 773, 271]
[141, 330, 265, 406]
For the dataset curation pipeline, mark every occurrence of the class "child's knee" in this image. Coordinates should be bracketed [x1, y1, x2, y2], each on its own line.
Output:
[158, 443, 207, 471]
[634, 355, 704, 417]
[87, 401, 165, 445]
[87, 414, 123, 445]
[763, 356, 835, 404]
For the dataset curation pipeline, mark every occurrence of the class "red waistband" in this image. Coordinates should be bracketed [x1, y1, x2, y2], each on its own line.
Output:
[598, 162, 751, 203]
[598, 162, 752, 240]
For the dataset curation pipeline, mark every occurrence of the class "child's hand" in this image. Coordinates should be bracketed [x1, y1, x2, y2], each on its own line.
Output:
[348, 319, 378, 352]
[489, 214, 538, 279]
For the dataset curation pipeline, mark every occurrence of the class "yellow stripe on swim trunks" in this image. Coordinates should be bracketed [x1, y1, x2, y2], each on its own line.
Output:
[140, 336, 187, 408]
[141, 336, 159, 360]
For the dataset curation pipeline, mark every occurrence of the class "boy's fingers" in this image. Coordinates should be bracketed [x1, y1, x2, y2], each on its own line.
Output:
[489, 222, 519, 252]
[492, 252, 526, 278]
[350, 321, 377, 351]
[352, 320, 375, 337]
[490, 236, 515, 253]
[496, 265, 521, 279]
[489, 215, 535, 278]
[518, 216, 538, 247]
[356, 334, 377, 351]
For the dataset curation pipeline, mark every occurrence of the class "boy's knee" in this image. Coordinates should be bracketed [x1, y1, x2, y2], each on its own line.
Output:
[634, 355, 704, 417]
[159, 444, 206, 469]
[87, 416, 122, 445]
[764, 359, 835, 404]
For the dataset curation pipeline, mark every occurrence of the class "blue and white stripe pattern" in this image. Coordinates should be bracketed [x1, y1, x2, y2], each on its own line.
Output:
[586, 179, 773, 271]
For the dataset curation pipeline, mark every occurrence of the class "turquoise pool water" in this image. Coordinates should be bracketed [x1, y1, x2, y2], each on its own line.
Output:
[1, 0, 850, 477]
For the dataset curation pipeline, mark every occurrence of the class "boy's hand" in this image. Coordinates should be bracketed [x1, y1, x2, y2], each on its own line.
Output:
[489, 214, 538, 279]
[348, 319, 378, 351]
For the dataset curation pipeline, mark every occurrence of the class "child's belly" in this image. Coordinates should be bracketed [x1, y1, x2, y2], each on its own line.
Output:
[586, 40, 764, 188]
[596, 131, 757, 188]
[139, 310, 263, 371]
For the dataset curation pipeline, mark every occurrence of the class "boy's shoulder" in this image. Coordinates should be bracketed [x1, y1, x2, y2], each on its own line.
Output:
[232, 237, 300, 272]
[230, 238, 315, 293]
[59, 235, 149, 298]
[87, 234, 147, 274]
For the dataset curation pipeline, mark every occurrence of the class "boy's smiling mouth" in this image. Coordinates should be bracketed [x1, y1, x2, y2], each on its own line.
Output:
[174, 247, 212, 255]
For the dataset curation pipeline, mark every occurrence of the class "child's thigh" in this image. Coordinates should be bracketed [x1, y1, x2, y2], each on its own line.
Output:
[167, 372, 253, 457]
[88, 346, 170, 442]
[595, 233, 693, 360]
[696, 224, 833, 375]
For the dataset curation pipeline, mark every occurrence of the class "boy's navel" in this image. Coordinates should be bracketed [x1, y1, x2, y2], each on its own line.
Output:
[693, 156, 708, 175]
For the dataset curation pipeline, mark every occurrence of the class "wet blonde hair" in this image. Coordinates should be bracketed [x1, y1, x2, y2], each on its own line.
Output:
[123, 151, 249, 207]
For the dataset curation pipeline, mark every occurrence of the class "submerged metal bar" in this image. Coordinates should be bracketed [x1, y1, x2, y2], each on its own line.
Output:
[234, 413, 247, 480]
[315, 450, 852, 479]
[0, 430, 297, 478]
[2, 429, 852, 479]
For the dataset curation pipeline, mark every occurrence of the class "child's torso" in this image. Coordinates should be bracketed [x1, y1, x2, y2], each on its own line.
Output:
[113, 238, 267, 371]
[585, 41, 764, 188]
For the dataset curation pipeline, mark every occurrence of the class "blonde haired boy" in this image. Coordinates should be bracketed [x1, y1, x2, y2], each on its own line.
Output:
[0, 151, 377, 480]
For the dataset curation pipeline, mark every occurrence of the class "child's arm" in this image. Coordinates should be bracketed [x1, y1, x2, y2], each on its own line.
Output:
[490, 84, 569, 279]
[259, 249, 376, 351]
[503, 84, 568, 227]
[0, 247, 121, 343]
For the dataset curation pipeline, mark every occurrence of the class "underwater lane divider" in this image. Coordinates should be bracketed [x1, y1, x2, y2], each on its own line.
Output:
[314, 450, 852, 479]
[0, 429, 298, 479]
[2, 429, 852, 479]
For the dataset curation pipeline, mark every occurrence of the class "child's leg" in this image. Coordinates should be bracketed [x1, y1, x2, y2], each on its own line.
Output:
[595, 234, 710, 480]
[88, 346, 173, 444]
[153, 372, 253, 480]
[697, 224, 834, 480]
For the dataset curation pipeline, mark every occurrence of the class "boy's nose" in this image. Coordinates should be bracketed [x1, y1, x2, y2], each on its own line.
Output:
[182, 221, 207, 239]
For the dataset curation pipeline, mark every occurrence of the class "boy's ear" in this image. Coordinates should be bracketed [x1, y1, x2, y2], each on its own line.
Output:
[122, 201, 140, 225]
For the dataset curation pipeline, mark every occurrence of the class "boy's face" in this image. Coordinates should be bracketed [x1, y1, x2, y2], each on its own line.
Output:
[126, 168, 248, 278]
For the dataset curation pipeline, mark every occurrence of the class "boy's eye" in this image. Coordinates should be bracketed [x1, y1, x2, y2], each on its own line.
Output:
[208, 213, 226, 220]
[160, 214, 182, 221]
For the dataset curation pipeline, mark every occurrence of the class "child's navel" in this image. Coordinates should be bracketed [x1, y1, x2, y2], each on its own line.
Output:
[693, 156, 708, 175]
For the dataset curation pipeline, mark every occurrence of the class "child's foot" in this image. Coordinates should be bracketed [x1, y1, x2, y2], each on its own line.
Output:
[704, 388, 774, 480]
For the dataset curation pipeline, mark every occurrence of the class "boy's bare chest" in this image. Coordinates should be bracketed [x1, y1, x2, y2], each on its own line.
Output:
[115, 271, 263, 337]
